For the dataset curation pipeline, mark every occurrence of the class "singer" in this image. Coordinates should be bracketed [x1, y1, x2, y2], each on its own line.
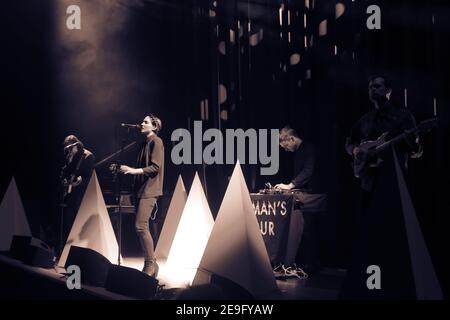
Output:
[120, 114, 164, 277]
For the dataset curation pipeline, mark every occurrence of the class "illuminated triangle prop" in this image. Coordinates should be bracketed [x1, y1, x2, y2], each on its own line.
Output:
[193, 162, 278, 298]
[59, 171, 120, 266]
[394, 152, 443, 299]
[155, 175, 187, 260]
[166, 173, 214, 284]
[0, 177, 32, 251]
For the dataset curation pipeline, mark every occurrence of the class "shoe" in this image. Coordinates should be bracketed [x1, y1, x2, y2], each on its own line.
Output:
[284, 264, 308, 279]
[273, 263, 285, 278]
[142, 259, 159, 278]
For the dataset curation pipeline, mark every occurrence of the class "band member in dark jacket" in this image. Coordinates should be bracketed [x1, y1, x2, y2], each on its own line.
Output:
[345, 75, 422, 193]
[120, 114, 164, 277]
[276, 126, 317, 192]
[341, 75, 423, 299]
[275, 126, 322, 274]
[60, 135, 95, 253]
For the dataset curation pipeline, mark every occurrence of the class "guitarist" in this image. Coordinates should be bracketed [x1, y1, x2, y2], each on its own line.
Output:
[341, 75, 424, 299]
[59, 135, 95, 253]
[345, 75, 422, 194]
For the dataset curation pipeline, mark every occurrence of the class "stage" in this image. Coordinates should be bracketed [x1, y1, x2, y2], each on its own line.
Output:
[0, 252, 344, 300]
[1, 0, 447, 301]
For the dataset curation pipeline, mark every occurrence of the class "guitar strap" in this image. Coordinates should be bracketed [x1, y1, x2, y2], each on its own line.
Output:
[73, 150, 86, 176]
[63, 151, 86, 196]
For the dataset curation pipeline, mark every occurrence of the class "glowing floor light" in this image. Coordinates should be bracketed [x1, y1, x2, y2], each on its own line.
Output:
[193, 162, 278, 298]
[155, 175, 187, 260]
[165, 173, 214, 287]
[59, 171, 119, 267]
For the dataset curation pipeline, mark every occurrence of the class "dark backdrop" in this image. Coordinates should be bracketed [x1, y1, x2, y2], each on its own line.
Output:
[1, 0, 449, 295]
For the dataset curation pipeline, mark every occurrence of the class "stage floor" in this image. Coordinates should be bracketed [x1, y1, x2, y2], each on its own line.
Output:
[120, 256, 345, 299]
[0, 253, 345, 300]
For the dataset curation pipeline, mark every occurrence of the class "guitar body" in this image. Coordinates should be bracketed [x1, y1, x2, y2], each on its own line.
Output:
[63, 175, 82, 197]
[352, 117, 437, 179]
[353, 132, 388, 178]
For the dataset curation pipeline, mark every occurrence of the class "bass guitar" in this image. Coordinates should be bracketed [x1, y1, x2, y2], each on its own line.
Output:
[353, 118, 437, 178]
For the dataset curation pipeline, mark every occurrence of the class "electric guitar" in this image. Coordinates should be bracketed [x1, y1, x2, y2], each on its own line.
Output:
[353, 118, 438, 178]
[62, 174, 82, 197]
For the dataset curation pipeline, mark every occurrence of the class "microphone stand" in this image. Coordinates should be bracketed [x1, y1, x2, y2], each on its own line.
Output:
[94, 141, 136, 168]
[95, 130, 137, 266]
[58, 162, 71, 263]
[115, 126, 124, 265]
[58, 171, 66, 260]
[114, 126, 135, 266]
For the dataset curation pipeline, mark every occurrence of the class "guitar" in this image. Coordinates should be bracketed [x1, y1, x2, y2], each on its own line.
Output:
[61, 145, 87, 197]
[353, 118, 438, 178]
[62, 174, 82, 197]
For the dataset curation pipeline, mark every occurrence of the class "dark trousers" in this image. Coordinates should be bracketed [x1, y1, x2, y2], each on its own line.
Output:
[59, 193, 83, 256]
[296, 211, 321, 268]
[284, 209, 304, 266]
[135, 197, 157, 261]
[58, 206, 76, 256]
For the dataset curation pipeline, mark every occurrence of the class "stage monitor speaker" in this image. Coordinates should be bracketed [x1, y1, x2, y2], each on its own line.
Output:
[210, 274, 254, 300]
[65, 246, 111, 287]
[176, 284, 225, 300]
[9, 235, 55, 268]
[105, 265, 159, 299]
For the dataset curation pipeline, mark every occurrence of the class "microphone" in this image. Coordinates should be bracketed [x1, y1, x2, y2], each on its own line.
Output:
[121, 123, 141, 129]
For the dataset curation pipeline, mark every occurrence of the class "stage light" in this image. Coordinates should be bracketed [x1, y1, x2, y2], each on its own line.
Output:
[165, 173, 214, 286]
[290, 53, 301, 66]
[336, 3, 345, 19]
[155, 175, 187, 260]
[229, 29, 235, 44]
[219, 84, 227, 104]
[319, 19, 327, 36]
[59, 172, 119, 267]
[220, 110, 228, 121]
[193, 162, 278, 298]
[218, 41, 226, 55]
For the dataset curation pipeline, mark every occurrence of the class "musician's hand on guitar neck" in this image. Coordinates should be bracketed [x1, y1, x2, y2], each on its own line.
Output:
[62, 176, 82, 187]
[62, 176, 82, 197]
[72, 176, 82, 187]
[352, 146, 361, 156]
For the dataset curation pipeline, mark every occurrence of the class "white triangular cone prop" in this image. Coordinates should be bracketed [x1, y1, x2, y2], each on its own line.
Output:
[165, 173, 214, 285]
[394, 152, 443, 299]
[59, 171, 119, 266]
[193, 162, 278, 298]
[155, 175, 187, 260]
[0, 177, 32, 251]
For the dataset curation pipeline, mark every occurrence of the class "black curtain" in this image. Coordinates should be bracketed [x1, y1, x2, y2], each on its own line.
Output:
[1, 0, 448, 295]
